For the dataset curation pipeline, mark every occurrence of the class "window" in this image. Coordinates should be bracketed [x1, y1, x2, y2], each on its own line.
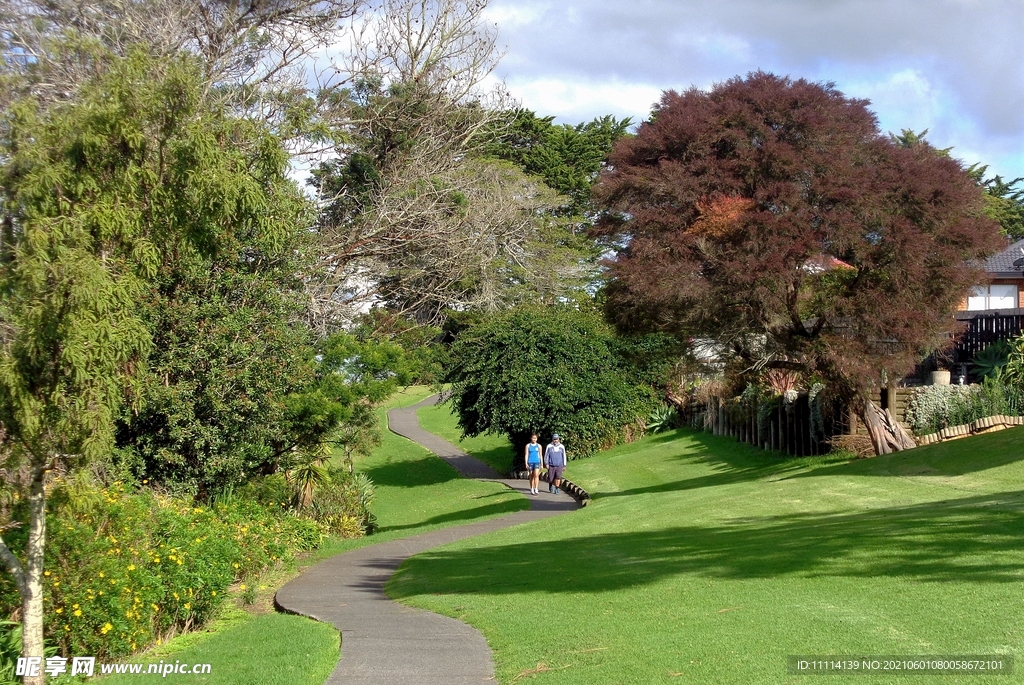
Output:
[966, 284, 1019, 310]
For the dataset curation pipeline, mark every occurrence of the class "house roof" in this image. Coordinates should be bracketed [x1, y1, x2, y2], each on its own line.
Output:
[985, 239, 1024, 276]
[803, 254, 854, 273]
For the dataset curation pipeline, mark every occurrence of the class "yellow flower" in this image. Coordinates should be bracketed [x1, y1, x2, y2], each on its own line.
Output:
[43, 571, 51, 577]
[99, 572, 104, 578]
[101, 623, 113, 634]
[127, 564, 135, 571]
[239, 584, 246, 590]
[210, 591, 216, 596]
[72, 604, 79, 609]
[55, 608, 63, 614]
[183, 603, 191, 610]
[53, 582, 60, 588]
[73, 609, 82, 617]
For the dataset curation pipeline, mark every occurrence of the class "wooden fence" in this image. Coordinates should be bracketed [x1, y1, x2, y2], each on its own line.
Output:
[952, 309, 1024, 363]
[684, 386, 918, 456]
[684, 392, 849, 457]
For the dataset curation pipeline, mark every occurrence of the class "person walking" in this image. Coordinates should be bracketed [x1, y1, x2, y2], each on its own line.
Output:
[524, 433, 543, 495]
[544, 434, 567, 494]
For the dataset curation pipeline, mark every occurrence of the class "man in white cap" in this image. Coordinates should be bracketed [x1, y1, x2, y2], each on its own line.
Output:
[544, 434, 567, 494]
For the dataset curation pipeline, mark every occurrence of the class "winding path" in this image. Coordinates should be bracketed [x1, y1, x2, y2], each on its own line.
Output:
[275, 395, 578, 684]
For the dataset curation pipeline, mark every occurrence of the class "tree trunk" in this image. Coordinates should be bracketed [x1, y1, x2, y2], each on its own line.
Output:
[863, 398, 917, 456]
[21, 464, 47, 684]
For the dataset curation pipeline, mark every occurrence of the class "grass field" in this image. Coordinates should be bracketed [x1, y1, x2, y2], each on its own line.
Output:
[417, 398, 513, 474]
[388, 420, 1024, 684]
[103, 387, 527, 683]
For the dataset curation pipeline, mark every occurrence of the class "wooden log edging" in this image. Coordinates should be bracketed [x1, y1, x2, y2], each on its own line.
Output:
[916, 414, 1024, 446]
[558, 478, 591, 507]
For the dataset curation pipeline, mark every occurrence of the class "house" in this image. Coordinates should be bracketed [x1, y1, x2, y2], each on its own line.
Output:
[961, 238, 1024, 311]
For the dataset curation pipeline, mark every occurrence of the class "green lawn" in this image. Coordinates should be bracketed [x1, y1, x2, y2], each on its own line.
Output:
[104, 387, 527, 683]
[417, 397, 514, 474]
[388, 421, 1024, 684]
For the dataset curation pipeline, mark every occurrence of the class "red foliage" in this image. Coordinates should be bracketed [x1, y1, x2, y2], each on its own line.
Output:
[594, 72, 1004, 394]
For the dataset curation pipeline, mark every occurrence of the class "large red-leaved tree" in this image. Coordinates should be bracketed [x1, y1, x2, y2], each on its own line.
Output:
[594, 72, 1004, 449]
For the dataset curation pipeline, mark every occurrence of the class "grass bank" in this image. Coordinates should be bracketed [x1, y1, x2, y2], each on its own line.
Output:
[104, 387, 527, 683]
[389, 417, 1024, 684]
[417, 398, 513, 474]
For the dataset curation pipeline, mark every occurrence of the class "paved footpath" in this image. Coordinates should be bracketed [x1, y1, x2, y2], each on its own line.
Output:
[275, 395, 578, 684]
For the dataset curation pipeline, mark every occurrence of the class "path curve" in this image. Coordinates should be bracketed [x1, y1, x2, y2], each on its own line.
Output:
[275, 395, 578, 684]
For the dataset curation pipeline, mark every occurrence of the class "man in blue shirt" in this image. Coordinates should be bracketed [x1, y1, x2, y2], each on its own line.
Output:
[544, 434, 567, 494]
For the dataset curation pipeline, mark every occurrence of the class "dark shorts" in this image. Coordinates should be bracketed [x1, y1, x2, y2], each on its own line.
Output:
[547, 465, 565, 482]
[528, 462, 541, 472]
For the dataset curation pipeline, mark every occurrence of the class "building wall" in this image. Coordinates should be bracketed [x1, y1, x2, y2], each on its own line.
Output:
[957, 277, 1024, 310]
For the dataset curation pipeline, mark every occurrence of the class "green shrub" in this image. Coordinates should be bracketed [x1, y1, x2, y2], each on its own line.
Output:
[905, 380, 1023, 435]
[305, 468, 376, 537]
[646, 404, 679, 433]
[446, 306, 657, 467]
[0, 479, 324, 659]
[972, 340, 1010, 381]
[0, 621, 57, 685]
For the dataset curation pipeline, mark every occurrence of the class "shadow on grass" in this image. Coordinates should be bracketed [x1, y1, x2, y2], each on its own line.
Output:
[590, 425, 1024, 500]
[469, 445, 514, 474]
[780, 426, 1024, 482]
[377, 496, 529, 533]
[389, 490, 1024, 598]
[587, 429, 844, 499]
[363, 455, 460, 488]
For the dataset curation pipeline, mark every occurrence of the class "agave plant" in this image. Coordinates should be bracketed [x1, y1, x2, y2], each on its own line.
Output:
[646, 404, 679, 433]
[972, 339, 1010, 381]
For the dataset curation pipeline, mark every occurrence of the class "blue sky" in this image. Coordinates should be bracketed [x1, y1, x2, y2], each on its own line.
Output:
[484, 0, 1024, 181]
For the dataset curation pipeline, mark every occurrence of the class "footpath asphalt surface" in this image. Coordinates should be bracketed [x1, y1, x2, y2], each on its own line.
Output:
[275, 395, 578, 684]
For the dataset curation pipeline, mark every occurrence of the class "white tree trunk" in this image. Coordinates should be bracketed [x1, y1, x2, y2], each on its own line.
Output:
[21, 466, 47, 685]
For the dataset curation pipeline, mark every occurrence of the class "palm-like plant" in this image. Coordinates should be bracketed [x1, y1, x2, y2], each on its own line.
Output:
[286, 446, 332, 510]
[972, 339, 1010, 381]
[646, 404, 679, 433]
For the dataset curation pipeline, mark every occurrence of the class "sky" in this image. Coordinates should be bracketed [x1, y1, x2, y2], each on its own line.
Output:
[483, 0, 1024, 181]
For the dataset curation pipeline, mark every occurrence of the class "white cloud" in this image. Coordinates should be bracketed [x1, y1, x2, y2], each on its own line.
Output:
[500, 76, 662, 125]
[485, 0, 1024, 179]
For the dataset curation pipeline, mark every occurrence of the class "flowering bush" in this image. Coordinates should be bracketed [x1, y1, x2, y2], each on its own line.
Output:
[0, 479, 324, 659]
[905, 381, 1024, 435]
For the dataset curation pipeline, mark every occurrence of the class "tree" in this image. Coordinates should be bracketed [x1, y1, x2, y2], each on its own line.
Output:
[892, 130, 1024, 240]
[445, 306, 655, 471]
[485, 110, 632, 216]
[594, 72, 1004, 451]
[309, 0, 601, 327]
[968, 165, 1024, 240]
[0, 0, 361, 121]
[0, 51, 375, 673]
[0, 55, 168, 682]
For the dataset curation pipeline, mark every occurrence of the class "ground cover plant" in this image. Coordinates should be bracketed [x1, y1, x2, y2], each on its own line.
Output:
[388, 410, 1024, 684]
[99, 387, 528, 683]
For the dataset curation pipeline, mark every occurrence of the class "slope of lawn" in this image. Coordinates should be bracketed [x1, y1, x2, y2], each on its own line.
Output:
[358, 387, 528, 533]
[104, 387, 527, 683]
[388, 419, 1024, 685]
[417, 398, 514, 474]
